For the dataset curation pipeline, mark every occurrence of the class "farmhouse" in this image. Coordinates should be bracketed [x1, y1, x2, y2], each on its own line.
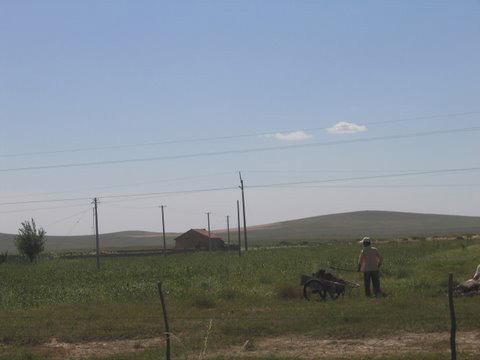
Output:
[174, 229, 225, 250]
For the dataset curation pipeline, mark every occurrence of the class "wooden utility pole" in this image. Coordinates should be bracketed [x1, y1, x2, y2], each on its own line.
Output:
[157, 282, 171, 360]
[448, 273, 457, 360]
[226, 215, 230, 249]
[239, 172, 248, 251]
[237, 200, 241, 257]
[93, 197, 100, 269]
[206, 212, 211, 251]
[160, 205, 167, 257]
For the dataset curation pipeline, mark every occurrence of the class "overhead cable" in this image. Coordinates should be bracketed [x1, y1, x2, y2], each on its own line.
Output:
[1, 111, 478, 158]
[0, 166, 479, 207]
[1, 126, 479, 173]
[245, 167, 480, 189]
[268, 184, 480, 189]
[46, 206, 92, 226]
[0, 203, 92, 214]
[0, 186, 238, 206]
[2, 167, 474, 201]
[0, 171, 236, 200]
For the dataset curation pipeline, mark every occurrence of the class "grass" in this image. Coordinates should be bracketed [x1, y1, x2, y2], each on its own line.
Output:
[0, 238, 479, 359]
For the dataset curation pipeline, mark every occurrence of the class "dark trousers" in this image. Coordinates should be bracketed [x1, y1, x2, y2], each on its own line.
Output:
[363, 271, 381, 297]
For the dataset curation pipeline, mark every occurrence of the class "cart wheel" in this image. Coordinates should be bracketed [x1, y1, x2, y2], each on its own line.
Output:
[329, 291, 341, 300]
[303, 279, 327, 301]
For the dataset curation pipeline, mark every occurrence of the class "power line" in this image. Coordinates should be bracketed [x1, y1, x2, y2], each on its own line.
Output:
[245, 167, 480, 189]
[0, 186, 238, 206]
[1, 126, 480, 173]
[3, 168, 464, 201]
[100, 186, 238, 201]
[46, 206, 92, 227]
[66, 208, 91, 236]
[100, 194, 176, 205]
[0, 196, 93, 206]
[2, 168, 472, 203]
[242, 169, 444, 174]
[0, 203, 90, 215]
[0, 166, 479, 207]
[167, 206, 207, 216]
[1, 167, 472, 202]
[100, 203, 158, 210]
[363, 111, 480, 126]
[268, 184, 480, 189]
[1, 111, 478, 158]
[0, 171, 236, 200]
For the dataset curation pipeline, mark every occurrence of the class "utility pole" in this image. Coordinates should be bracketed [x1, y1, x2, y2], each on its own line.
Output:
[239, 172, 248, 251]
[448, 273, 457, 360]
[160, 205, 167, 257]
[206, 212, 211, 251]
[93, 197, 100, 269]
[226, 215, 230, 249]
[237, 200, 241, 257]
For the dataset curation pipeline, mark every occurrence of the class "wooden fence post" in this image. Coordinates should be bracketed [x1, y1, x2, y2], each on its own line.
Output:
[157, 282, 171, 360]
[448, 273, 457, 360]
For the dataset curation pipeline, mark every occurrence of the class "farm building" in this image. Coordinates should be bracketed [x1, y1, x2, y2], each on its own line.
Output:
[174, 229, 225, 250]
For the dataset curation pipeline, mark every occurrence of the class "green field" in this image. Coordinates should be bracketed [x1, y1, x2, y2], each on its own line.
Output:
[1, 238, 480, 359]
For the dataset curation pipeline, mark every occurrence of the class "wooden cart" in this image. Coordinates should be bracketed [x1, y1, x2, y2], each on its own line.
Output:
[300, 271, 359, 301]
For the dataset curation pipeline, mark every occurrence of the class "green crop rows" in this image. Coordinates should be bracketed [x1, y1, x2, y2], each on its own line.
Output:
[1, 239, 479, 359]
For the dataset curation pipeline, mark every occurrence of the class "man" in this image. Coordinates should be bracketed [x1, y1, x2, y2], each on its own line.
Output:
[357, 236, 383, 297]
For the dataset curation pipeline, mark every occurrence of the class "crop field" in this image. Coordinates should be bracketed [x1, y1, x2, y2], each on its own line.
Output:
[1, 238, 480, 359]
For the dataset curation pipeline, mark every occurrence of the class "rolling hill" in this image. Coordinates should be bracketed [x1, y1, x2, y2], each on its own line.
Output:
[1, 211, 479, 252]
[217, 210, 480, 243]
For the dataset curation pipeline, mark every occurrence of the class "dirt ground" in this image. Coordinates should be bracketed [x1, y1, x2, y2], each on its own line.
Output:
[45, 337, 164, 359]
[213, 332, 480, 358]
[43, 331, 480, 359]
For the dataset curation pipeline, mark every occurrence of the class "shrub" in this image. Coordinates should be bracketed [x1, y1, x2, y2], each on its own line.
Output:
[14, 219, 47, 263]
[0, 251, 7, 264]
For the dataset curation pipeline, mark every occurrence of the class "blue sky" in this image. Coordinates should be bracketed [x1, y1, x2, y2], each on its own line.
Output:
[1, 1, 479, 236]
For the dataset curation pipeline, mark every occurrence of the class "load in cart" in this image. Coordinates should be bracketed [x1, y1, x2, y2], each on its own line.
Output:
[300, 269, 360, 301]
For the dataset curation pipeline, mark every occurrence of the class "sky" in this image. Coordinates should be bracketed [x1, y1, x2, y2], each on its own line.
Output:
[1, 1, 479, 236]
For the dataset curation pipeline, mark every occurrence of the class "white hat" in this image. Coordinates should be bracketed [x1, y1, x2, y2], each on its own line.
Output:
[360, 236, 371, 245]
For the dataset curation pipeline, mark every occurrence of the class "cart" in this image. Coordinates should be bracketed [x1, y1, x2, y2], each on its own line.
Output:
[300, 270, 359, 301]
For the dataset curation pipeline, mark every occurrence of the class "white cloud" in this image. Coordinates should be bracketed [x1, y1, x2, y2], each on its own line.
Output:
[260, 130, 313, 141]
[326, 122, 367, 134]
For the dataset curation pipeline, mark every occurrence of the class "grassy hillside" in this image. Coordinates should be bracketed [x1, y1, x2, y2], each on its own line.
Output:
[1, 210, 479, 252]
[226, 210, 480, 244]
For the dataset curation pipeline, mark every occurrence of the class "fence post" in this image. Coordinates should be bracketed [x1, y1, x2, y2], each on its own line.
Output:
[157, 282, 171, 360]
[448, 273, 456, 360]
